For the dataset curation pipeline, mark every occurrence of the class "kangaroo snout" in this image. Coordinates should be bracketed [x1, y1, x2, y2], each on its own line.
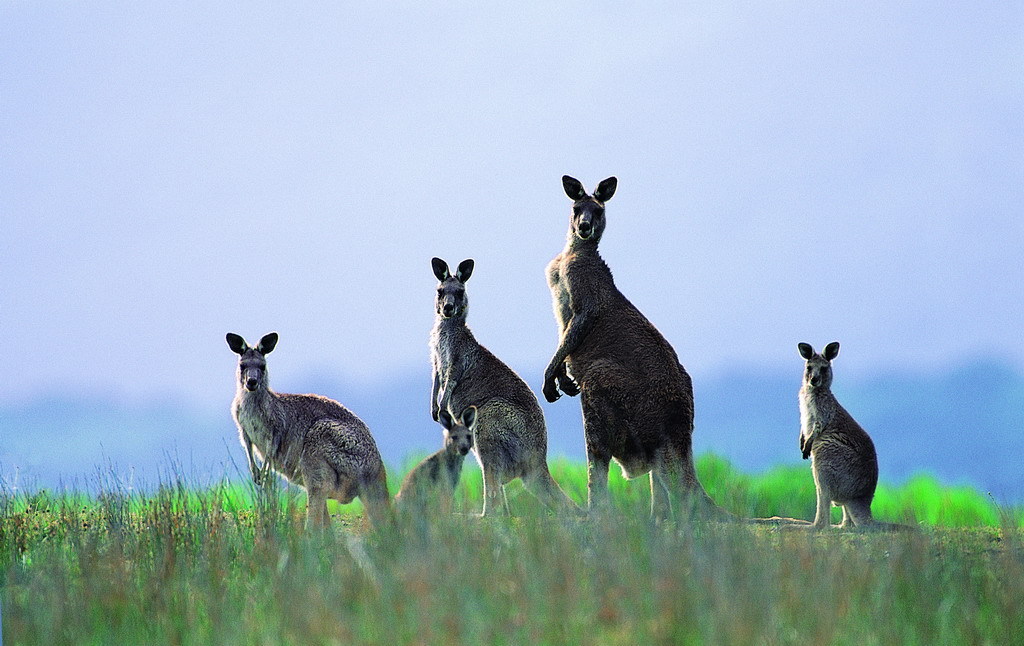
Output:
[577, 217, 594, 239]
[241, 367, 263, 391]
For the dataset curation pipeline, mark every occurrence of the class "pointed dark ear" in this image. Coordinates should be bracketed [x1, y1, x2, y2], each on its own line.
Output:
[438, 408, 454, 431]
[461, 405, 477, 429]
[594, 176, 617, 203]
[226, 333, 248, 355]
[456, 259, 474, 283]
[431, 257, 450, 282]
[823, 342, 840, 361]
[562, 175, 586, 200]
[797, 343, 815, 360]
[257, 332, 279, 355]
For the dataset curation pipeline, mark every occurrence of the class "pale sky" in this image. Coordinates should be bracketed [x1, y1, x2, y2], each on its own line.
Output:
[3, 2, 1022, 413]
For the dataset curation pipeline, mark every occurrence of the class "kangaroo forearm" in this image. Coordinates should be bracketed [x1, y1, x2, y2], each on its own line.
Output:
[244, 438, 258, 472]
[801, 434, 812, 460]
[547, 312, 592, 375]
[430, 371, 441, 419]
[269, 434, 282, 463]
[438, 378, 458, 414]
[245, 438, 265, 483]
[438, 360, 465, 409]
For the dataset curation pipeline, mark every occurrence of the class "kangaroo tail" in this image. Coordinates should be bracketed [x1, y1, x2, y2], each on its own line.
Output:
[866, 521, 918, 532]
[524, 466, 584, 516]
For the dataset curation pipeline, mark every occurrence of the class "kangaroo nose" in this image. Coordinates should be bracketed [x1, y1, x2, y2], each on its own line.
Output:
[459, 445, 470, 456]
[246, 378, 259, 390]
[443, 304, 455, 317]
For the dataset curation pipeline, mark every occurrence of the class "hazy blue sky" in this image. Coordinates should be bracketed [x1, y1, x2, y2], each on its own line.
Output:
[3, 2, 1022, 414]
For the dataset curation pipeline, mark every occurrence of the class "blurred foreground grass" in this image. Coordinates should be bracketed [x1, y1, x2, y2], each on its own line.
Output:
[2, 454, 1022, 644]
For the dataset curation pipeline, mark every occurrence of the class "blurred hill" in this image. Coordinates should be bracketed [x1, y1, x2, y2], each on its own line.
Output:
[2, 359, 1021, 501]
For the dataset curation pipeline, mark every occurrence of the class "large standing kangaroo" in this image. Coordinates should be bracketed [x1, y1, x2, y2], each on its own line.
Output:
[429, 257, 579, 517]
[543, 176, 721, 520]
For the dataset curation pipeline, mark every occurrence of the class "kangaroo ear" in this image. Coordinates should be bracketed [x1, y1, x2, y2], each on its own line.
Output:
[594, 176, 617, 203]
[823, 342, 840, 361]
[438, 408, 454, 431]
[797, 343, 815, 360]
[226, 333, 248, 355]
[461, 405, 477, 430]
[562, 175, 586, 201]
[257, 332, 279, 355]
[456, 259, 474, 283]
[431, 257, 450, 281]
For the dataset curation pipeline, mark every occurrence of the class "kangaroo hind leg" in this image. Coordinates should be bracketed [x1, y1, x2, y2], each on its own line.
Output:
[844, 499, 874, 528]
[306, 484, 330, 530]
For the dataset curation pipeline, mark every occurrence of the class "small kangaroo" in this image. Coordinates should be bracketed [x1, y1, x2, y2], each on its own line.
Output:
[798, 341, 880, 529]
[395, 406, 476, 511]
[544, 176, 722, 520]
[227, 332, 391, 529]
[429, 257, 580, 516]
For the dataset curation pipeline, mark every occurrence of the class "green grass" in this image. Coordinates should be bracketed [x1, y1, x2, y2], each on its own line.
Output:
[2, 454, 1023, 644]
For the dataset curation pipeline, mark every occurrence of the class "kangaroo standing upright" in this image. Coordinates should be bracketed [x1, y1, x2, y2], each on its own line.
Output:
[227, 332, 391, 528]
[798, 341, 879, 529]
[544, 176, 720, 520]
[429, 257, 579, 516]
[395, 406, 476, 511]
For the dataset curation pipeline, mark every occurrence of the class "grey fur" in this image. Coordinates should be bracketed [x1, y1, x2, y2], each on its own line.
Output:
[798, 341, 880, 529]
[227, 332, 391, 528]
[395, 406, 476, 511]
[543, 176, 722, 520]
[429, 257, 580, 516]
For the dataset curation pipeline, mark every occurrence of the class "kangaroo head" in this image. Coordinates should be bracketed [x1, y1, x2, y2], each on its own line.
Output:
[562, 175, 617, 244]
[431, 257, 474, 320]
[798, 341, 840, 390]
[439, 405, 476, 456]
[226, 332, 278, 392]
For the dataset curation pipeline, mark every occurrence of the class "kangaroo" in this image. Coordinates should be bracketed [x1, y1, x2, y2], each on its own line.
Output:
[395, 406, 476, 511]
[429, 257, 580, 517]
[798, 341, 881, 529]
[543, 176, 723, 521]
[226, 332, 391, 529]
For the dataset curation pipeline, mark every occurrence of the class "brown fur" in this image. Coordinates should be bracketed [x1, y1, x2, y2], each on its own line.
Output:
[430, 258, 580, 516]
[798, 342, 909, 531]
[395, 407, 475, 513]
[543, 176, 723, 520]
[227, 332, 391, 529]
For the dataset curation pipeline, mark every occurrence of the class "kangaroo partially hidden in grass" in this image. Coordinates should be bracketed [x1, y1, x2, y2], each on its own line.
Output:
[395, 406, 476, 512]
[544, 176, 723, 521]
[429, 257, 580, 517]
[798, 341, 882, 529]
[227, 332, 391, 529]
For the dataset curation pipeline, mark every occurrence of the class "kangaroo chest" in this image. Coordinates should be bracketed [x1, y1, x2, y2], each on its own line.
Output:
[433, 326, 465, 373]
[546, 252, 574, 333]
[234, 395, 284, 460]
[235, 396, 277, 454]
[800, 390, 836, 433]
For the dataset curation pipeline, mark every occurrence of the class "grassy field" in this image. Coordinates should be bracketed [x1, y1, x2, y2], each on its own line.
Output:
[2, 454, 1022, 645]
